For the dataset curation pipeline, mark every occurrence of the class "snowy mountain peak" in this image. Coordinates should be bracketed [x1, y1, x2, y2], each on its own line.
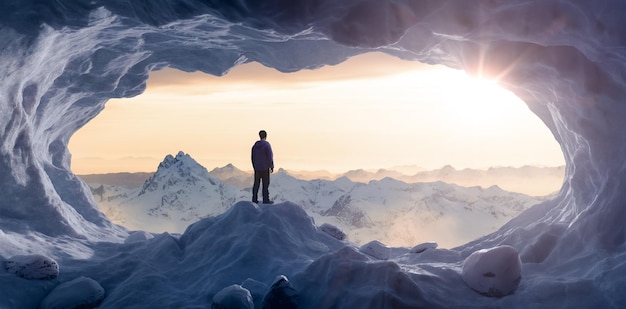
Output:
[140, 151, 217, 196]
[158, 151, 200, 171]
[210, 163, 244, 176]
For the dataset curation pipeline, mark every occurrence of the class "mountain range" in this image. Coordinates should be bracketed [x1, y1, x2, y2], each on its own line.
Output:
[81, 161, 564, 197]
[85, 151, 551, 248]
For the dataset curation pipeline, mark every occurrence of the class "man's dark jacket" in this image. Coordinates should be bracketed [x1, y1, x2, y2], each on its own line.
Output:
[251, 140, 274, 171]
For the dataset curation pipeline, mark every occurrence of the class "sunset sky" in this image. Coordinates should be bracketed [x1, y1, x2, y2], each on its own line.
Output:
[68, 52, 565, 175]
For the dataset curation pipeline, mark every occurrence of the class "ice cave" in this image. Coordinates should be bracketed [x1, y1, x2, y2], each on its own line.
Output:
[1, 0, 625, 308]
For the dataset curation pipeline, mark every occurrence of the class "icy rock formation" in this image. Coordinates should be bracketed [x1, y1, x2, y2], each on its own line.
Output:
[1, 0, 626, 306]
[319, 223, 346, 241]
[261, 275, 299, 309]
[461, 245, 522, 297]
[40, 276, 105, 309]
[359, 240, 391, 260]
[5, 254, 59, 280]
[410, 242, 438, 254]
[212, 284, 254, 309]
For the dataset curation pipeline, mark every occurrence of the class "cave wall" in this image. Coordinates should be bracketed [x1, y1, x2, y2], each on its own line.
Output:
[0, 0, 625, 256]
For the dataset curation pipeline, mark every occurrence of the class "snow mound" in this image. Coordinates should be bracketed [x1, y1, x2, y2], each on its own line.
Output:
[90, 201, 346, 307]
[40, 276, 105, 309]
[461, 245, 522, 297]
[212, 284, 254, 309]
[5, 254, 59, 280]
[294, 247, 431, 308]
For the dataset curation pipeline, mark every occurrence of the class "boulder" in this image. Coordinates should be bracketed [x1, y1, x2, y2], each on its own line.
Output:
[40, 276, 105, 309]
[461, 245, 522, 297]
[212, 284, 254, 309]
[5, 254, 59, 280]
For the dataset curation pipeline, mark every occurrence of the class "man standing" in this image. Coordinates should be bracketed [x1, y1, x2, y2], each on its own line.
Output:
[251, 130, 274, 204]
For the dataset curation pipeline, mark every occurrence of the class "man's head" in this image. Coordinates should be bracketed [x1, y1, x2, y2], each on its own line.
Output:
[259, 130, 267, 140]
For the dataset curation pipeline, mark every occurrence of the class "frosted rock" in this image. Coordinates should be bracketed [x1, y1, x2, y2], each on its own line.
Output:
[241, 278, 268, 307]
[319, 223, 346, 240]
[261, 275, 298, 309]
[212, 284, 254, 309]
[40, 276, 105, 309]
[5, 254, 59, 280]
[461, 245, 522, 297]
[124, 231, 154, 244]
[359, 240, 391, 260]
[410, 242, 438, 253]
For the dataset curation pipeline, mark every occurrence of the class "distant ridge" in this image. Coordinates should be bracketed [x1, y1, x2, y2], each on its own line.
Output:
[78, 172, 153, 187]
[78, 163, 566, 196]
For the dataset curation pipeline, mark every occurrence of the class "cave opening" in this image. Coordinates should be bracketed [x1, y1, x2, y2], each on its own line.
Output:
[68, 52, 565, 248]
[4, 2, 626, 306]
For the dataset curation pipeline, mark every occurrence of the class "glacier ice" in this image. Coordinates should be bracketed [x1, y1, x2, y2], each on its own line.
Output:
[1, 0, 626, 307]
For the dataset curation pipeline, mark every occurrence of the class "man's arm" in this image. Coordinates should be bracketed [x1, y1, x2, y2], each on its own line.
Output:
[268, 143, 274, 172]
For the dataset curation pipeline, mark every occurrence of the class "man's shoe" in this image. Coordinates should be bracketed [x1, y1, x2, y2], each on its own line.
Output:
[252, 200, 258, 203]
[262, 200, 274, 204]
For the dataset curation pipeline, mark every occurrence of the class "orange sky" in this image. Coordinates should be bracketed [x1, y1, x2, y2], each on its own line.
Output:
[68, 52, 565, 174]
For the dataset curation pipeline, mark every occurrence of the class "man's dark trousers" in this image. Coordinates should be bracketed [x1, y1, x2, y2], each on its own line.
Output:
[252, 169, 270, 203]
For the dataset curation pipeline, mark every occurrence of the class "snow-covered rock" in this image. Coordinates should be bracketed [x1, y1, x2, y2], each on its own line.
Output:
[410, 242, 438, 253]
[40, 276, 105, 309]
[359, 240, 391, 260]
[319, 223, 346, 241]
[461, 245, 522, 297]
[5, 255, 59, 280]
[212, 284, 254, 309]
[261, 275, 298, 309]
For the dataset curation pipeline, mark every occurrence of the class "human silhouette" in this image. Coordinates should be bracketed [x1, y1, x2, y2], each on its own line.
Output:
[251, 130, 274, 204]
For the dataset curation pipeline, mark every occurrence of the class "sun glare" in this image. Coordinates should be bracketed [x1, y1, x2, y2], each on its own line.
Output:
[449, 76, 518, 119]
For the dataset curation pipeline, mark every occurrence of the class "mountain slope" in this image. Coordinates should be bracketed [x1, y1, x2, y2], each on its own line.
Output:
[97, 151, 248, 232]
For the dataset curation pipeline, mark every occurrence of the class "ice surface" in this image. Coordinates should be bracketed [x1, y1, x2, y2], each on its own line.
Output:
[1, 0, 626, 307]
